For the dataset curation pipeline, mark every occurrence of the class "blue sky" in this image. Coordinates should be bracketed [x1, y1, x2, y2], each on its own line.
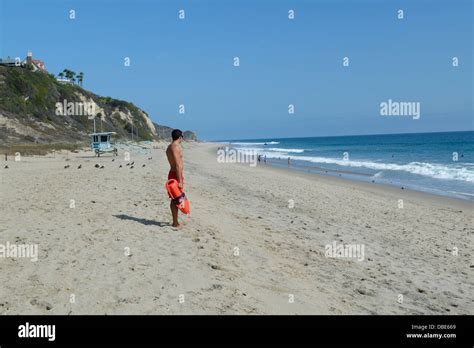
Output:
[1, 0, 472, 140]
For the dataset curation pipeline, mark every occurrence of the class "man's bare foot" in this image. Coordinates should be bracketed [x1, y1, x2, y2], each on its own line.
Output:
[172, 222, 182, 229]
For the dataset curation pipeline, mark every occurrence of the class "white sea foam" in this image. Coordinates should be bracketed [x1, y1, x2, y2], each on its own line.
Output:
[448, 190, 474, 197]
[236, 147, 304, 153]
[231, 141, 280, 145]
[250, 152, 474, 182]
[267, 148, 304, 153]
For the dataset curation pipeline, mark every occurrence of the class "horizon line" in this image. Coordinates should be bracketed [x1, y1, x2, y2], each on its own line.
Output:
[212, 129, 473, 142]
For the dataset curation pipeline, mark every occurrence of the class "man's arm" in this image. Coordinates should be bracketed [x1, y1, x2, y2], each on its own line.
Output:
[172, 146, 184, 189]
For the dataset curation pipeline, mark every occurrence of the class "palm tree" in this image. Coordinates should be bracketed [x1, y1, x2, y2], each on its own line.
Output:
[61, 69, 83, 84]
[63, 69, 71, 81]
[58, 72, 64, 79]
[70, 71, 76, 84]
[78, 72, 84, 87]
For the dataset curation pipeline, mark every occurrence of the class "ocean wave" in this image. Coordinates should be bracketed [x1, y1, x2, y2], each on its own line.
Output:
[267, 148, 304, 153]
[235, 146, 304, 153]
[259, 153, 474, 182]
[448, 190, 474, 197]
[231, 141, 280, 145]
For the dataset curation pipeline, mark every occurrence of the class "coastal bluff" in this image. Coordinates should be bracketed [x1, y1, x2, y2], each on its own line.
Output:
[0, 65, 196, 147]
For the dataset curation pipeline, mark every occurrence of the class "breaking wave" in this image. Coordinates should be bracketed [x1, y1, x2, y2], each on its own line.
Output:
[230, 141, 280, 145]
[258, 153, 474, 182]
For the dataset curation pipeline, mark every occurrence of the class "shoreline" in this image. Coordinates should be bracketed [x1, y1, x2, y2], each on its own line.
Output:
[211, 142, 474, 204]
[261, 158, 473, 210]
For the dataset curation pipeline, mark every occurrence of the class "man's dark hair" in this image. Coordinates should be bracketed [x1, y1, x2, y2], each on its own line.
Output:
[171, 129, 183, 141]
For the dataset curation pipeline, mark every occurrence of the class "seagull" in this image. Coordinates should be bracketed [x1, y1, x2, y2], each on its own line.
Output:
[4, 165, 8, 169]
[77, 164, 82, 169]
[100, 165, 105, 169]
[95, 164, 100, 168]
[112, 159, 115, 162]
[130, 165, 134, 169]
[130, 161, 134, 166]
[126, 163, 130, 166]
[64, 165, 70, 169]
[142, 164, 146, 167]
[119, 165, 122, 168]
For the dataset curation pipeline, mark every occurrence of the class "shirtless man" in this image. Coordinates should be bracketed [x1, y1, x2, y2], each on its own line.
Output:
[166, 129, 185, 227]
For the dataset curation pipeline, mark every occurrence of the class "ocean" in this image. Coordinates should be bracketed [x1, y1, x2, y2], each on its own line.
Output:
[224, 131, 474, 201]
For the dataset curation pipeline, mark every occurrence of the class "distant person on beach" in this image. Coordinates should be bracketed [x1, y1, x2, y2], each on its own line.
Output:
[264, 155, 266, 163]
[288, 157, 291, 167]
[166, 129, 185, 228]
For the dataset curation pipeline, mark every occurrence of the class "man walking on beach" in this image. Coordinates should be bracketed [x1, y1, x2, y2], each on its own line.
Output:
[166, 129, 185, 228]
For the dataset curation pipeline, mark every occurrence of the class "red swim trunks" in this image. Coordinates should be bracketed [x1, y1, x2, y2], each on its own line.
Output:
[168, 170, 184, 183]
[167, 171, 184, 198]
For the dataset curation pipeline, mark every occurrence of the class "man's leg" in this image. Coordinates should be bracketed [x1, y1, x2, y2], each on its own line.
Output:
[170, 200, 180, 227]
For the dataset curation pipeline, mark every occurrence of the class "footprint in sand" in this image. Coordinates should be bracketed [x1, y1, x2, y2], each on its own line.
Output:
[30, 299, 53, 311]
[356, 288, 375, 296]
[0, 302, 10, 312]
[209, 263, 221, 270]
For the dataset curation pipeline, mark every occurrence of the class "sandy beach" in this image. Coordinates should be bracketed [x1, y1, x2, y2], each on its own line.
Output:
[0, 142, 472, 315]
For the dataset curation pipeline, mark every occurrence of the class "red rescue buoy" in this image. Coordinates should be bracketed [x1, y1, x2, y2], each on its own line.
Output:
[165, 179, 190, 214]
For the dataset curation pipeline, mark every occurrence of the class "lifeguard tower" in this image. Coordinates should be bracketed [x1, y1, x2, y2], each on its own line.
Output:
[90, 132, 118, 157]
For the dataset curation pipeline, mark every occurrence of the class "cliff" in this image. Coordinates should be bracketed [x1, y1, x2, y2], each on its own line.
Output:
[0, 65, 197, 146]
